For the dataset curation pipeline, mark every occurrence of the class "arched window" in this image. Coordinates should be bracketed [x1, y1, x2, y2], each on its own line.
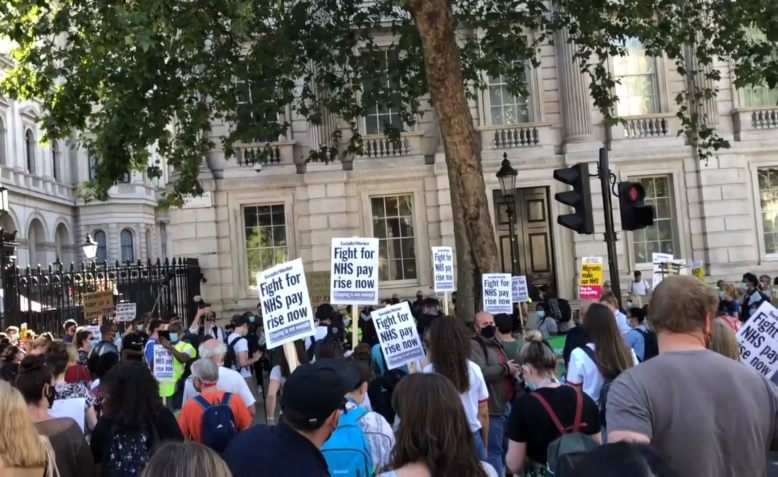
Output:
[94, 230, 107, 263]
[0, 117, 6, 165]
[27, 219, 45, 266]
[52, 142, 60, 181]
[145, 228, 153, 260]
[120, 229, 134, 263]
[25, 129, 35, 174]
[55, 223, 70, 263]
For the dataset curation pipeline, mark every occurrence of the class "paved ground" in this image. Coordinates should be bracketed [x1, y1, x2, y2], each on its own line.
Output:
[770, 453, 778, 477]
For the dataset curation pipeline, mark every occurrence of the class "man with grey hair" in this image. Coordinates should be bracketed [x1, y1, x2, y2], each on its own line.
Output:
[182, 338, 257, 416]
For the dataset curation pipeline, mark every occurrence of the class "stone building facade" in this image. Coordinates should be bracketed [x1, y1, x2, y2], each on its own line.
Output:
[167, 36, 778, 314]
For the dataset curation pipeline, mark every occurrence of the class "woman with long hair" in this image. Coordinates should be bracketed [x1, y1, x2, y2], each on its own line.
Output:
[423, 318, 489, 460]
[74, 329, 93, 367]
[718, 283, 741, 317]
[709, 318, 741, 362]
[566, 303, 637, 402]
[379, 373, 496, 477]
[16, 355, 96, 477]
[140, 441, 232, 477]
[506, 331, 601, 474]
[0, 380, 58, 477]
[45, 340, 96, 431]
[265, 339, 308, 424]
[90, 361, 182, 475]
[63, 343, 91, 385]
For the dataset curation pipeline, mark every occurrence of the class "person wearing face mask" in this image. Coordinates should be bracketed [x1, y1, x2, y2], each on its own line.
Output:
[121, 315, 149, 362]
[505, 331, 601, 474]
[16, 354, 97, 477]
[74, 328, 93, 366]
[470, 311, 520, 477]
[530, 303, 558, 339]
[62, 319, 78, 344]
[158, 321, 197, 409]
[223, 359, 354, 477]
[739, 273, 769, 323]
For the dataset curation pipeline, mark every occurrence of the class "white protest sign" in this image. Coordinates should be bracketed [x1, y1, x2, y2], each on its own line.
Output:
[258, 257, 316, 350]
[114, 303, 137, 322]
[431, 246, 456, 293]
[652, 253, 674, 286]
[50, 398, 86, 433]
[330, 238, 379, 305]
[153, 345, 174, 380]
[371, 301, 425, 370]
[737, 301, 778, 379]
[482, 273, 513, 314]
[512, 276, 529, 303]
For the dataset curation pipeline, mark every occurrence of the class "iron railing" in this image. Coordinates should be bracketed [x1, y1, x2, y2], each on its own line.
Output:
[1, 258, 202, 334]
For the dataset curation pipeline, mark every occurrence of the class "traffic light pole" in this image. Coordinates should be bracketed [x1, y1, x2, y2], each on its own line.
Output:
[599, 147, 622, 306]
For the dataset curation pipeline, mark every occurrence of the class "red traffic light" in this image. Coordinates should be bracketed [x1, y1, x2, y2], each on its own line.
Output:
[625, 183, 645, 203]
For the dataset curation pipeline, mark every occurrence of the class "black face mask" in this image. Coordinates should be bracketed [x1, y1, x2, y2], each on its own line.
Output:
[44, 384, 55, 409]
[479, 325, 497, 339]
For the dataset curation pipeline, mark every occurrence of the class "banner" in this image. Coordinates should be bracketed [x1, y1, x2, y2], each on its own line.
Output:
[258, 258, 316, 349]
[153, 345, 174, 380]
[579, 257, 603, 300]
[330, 238, 379, 305]
[512, 276, 529, 303]
[482, 273, 513, 314]
[652, 253, 674, 287]
[371, 302, 425, 370]
[83, 290, 114, 321]
[305, 271, 331, 308]
[737, 302, 778, 379]
[431, 246, 455, 293]
[114, 303, 137, 322]
[691, 260, 704, 282]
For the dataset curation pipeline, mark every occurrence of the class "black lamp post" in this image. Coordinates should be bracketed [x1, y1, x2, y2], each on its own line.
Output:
[496, 153, 519, 276]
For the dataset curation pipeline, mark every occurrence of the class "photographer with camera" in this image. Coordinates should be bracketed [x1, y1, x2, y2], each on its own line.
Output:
[189, 301, 225, 343]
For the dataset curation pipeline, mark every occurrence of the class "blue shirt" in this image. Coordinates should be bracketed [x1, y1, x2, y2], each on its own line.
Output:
[624, 326, 647, 362]
[144, 338, 157, 365]
[223, 420, 330, 477]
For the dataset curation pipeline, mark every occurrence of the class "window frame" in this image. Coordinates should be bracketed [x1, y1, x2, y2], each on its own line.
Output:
[51, 142, 60, 181]
[120, 229, 134, 263]
[242, 203, 290, 289]
[481, 67, 537, 126]
[25, 129, 36, 174]
[609, 38, 668, 117]
[370, 194, 419, 283]
[93, 230, 107, 263]
[360, 49, 407, 136]
[234, 75, 286, 144]
[753, 163, 778, 261]
[0, 115, 6, 166]
[626, 174, 681, 268]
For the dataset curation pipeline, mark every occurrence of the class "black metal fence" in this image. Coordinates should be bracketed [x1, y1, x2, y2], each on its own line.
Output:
[1, 258, 202, 334]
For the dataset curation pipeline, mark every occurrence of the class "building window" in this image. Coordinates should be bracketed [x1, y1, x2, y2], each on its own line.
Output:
[631, 176, 676, 263]
[244, 204, 287, 287]
[88, 156, 98, 181]
[25, 129, 35, 174]
[743, 85, 778, 108]
[236, 78, 280, 143]
[0, 117, 6, 165]
[363, 51, 403, 135]
[488, 73, 531, 125]
[613, 38, 660, 117]
[52, 142, 60, 181]
[758, 168, 778, 254]
[120, 229, 134, 263]
[120, 172, 131, 183]
[371, 194, 417, 281]
[94, 230, 107, 263]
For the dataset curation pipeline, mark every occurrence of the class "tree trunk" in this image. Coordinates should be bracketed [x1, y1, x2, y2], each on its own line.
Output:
[407, 0, 499, 310]
[446, 143, 475, 322]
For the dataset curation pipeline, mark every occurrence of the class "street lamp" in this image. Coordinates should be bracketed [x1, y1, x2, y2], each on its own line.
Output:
[82, 234, 98, 262]
[496, 153, 519, 276]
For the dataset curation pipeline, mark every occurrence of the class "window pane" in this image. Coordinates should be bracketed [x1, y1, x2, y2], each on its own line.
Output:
[632, 176, 677, 264]
[759, 168, 778, 254]
[614, 38, 658, 116]
[372, 194, 417, 280]
[244, 204, 288, 286]
[488, 73, 530, 125]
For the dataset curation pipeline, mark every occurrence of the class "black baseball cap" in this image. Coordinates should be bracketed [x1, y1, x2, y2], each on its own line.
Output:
[231, 314, 250, 327]
[281, 358, 360, 429]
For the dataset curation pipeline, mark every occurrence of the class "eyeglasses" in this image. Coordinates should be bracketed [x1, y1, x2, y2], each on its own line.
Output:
[205, 317, 215, 322]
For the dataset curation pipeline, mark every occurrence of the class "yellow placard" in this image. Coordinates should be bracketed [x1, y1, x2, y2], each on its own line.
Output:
[580, 263, 603, 286]
[82, 290, 115, 321]
[692, 266, 704, 282]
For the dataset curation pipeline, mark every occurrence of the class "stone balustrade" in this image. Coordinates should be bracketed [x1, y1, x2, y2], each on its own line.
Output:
[234, 140, 296, 167]
[361, 132, 424, 158]
[479, 123, 550, 149]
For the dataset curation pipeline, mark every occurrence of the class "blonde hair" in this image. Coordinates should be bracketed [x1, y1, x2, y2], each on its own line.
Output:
[721, 283, 736, 302]
[65, 344, 78, 365]
[710, 318, 741, 362]
[141, 440, 232, 477]
[0, 381, 48, 468]
[518, 330, 557, 371]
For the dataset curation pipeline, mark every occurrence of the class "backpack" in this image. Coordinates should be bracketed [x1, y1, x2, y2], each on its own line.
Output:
[321, 406, 373, 477]
[223, 336, 244, 371]
[104, 421, 159, 477]
[635, 328, 659, 361]
[532, 386, 599, 477]
[368, 349, 407, 424]
[579, 346, 613, 426]
[194, 393, 238, 453]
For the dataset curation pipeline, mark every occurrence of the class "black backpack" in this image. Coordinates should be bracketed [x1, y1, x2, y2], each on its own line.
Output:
[580, 346, 614, 427]
[367, 350, 407, 423]
[635, 328, 659, 361]
[223, 336, 244, 370]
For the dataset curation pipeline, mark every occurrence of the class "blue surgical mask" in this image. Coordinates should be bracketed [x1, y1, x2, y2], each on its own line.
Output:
[536, 311, 546, 319]
[169, 332, 179, 343]
[526, 381, 538, 391]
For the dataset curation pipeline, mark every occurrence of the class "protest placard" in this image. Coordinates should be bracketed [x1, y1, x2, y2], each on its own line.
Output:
[371, 301, 425, 370]
[153, 345, 174, 380]
[431, 247, 455, 293]
[330, 238, 379, 305]
[579, 257, 603, 299]
[114, 302, 137, 322]
[512, 276, 529, 303]
[652, 253, 674, 286]
[306, 271, 331, 308]
[258, 258, 316, 349]
[482, 273, 513, 314]
[691, 260, 705, 282]
[83, 290, 114, 321]
[737, 301, 778, 379]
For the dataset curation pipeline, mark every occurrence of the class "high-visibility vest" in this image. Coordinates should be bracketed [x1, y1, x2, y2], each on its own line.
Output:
[158, 341, 195, 398]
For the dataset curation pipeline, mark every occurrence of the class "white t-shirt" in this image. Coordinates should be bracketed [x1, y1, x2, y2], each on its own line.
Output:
[423, 360, 489, 433]
[227, 332, 252, 378]
[269, 364, 286, 388]
[566, 343, 639, 401]
[304, 325, 330, 350]
[630, 279, 650, 296]
[182, 365, 257, 408]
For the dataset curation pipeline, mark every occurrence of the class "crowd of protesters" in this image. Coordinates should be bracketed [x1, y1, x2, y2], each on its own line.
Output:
[0, 270, 777, 477]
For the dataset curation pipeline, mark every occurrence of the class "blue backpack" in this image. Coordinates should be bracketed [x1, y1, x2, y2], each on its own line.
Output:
[322, 406, 373, 477]
[194, 393, 238, 453]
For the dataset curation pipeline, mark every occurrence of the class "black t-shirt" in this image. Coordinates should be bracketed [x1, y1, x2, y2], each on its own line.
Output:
[121, 331, 149, 361]
[507, 385, 601, 465]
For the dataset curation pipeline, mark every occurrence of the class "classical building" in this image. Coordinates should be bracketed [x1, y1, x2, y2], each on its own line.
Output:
[168, 39, 778, 313]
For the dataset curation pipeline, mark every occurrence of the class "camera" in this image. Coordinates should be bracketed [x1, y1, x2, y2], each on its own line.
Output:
[194, 295, 211, 309]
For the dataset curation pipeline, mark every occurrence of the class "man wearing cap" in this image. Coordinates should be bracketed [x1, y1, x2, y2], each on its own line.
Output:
[223, 358, 355, 477]
[226, 315, 262, 390]
[62, 319, 78, 344]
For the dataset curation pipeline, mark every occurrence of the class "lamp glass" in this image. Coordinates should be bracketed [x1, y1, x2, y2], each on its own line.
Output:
[82, 234, 98, 260]
[496, 158, 518, 197]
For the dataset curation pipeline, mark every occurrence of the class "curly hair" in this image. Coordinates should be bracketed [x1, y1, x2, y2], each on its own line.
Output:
[44, 340, 70, 376]
[102, 361, 165, 430]
[427, 317, 470, 393]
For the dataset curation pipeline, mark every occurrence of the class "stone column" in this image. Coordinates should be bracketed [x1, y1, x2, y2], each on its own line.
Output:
[685, 42, 719, 125]
[555, 29, 593, 146]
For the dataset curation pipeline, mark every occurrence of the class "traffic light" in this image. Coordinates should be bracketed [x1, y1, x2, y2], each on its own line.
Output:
[553, 163, 594, 234]
[618, 182, 654, 231]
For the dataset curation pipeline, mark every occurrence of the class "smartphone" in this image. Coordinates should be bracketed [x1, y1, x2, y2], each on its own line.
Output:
[158, 330, 171, 341]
